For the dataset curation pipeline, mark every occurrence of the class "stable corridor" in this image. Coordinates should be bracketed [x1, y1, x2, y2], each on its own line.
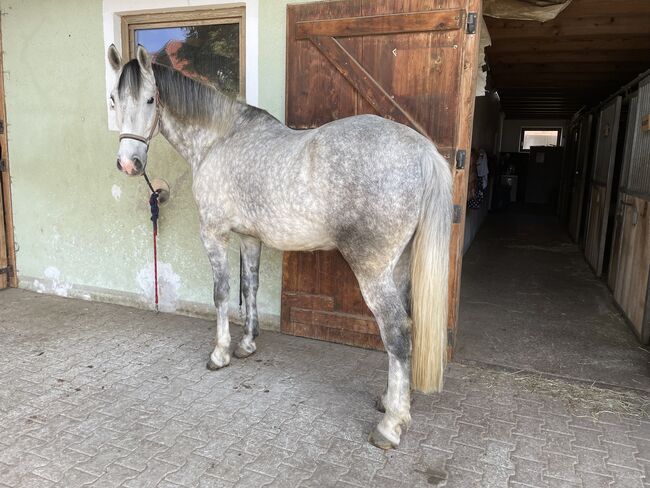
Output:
[455, 207, 650, 392]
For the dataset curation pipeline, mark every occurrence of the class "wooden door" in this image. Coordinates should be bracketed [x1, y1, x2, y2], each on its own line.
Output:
[608, 93, 639, 291]
[611, 76, 650, 343]
[567, 114, 593, 244]
[0, 22, 14, 290]
[584, 96, 622, 276]
[558, 121, 580, 223]
[281, 0, 481, 352]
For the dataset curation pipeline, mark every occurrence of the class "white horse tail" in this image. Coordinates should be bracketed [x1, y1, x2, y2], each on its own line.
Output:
[410, 148, 453, 393]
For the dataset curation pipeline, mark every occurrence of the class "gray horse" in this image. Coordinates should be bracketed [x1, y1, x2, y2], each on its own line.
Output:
[108, 45, 452, 449]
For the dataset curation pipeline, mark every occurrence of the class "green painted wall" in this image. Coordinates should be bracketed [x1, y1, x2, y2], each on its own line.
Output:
[1, 0, 318, 326]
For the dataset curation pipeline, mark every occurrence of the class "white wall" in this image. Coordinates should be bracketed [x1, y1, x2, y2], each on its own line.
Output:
[501, 119, 568, 153]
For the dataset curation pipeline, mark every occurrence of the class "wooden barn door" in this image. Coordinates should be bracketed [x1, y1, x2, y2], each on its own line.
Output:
[584, 96, 622, 276]
[610, 77, 650, 344]
[567, 114, 593, 244]
[281, 0, 481, 352]
[0, 23, 14, 290]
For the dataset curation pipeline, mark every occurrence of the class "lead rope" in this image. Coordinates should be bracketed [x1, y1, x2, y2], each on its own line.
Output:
[143, 172, 160, 312]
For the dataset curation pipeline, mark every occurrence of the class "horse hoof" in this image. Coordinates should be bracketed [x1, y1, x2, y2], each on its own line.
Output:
[375, 396, 386, 413]
[206, 354, 230, 371]
[369, 427, 398, 450]
[234, 345, 255, 359]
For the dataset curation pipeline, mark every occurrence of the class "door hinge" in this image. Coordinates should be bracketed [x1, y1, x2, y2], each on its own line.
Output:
[466, 12, 477, 34]
[0, 159, 6, 172]
[447, 329, 455, 347]
[455, 149, 466, 170]
[453, 204, 462, 223]
[0, 265, 14, 279]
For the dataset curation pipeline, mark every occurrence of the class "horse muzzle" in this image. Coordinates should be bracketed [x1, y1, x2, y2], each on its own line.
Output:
[116, 155, 145, 176]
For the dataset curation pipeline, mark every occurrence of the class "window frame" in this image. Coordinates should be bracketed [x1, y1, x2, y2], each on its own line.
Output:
[120, 6, 246, 97]
[519, 127, 562, 152]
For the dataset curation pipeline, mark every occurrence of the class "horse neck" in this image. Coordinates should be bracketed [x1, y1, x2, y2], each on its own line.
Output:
[157, 91, 244, 168]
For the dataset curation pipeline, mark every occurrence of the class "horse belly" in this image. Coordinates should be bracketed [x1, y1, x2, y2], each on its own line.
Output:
[253, 219, 335, 252]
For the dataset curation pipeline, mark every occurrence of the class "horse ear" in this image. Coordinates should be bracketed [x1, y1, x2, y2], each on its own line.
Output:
[107, 44, 122, 72]
[136, 44, 153, 73]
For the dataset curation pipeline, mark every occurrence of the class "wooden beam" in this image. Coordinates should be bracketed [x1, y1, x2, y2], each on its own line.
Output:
[501, 103, 585, 109]
[0, 16, 15, 288]
[487, 37, 650, 54]
[490, 62, 643, 75]
[505, 114, 577, 119]
[492, 73, 632, 84]
[550, 0, 650, 19]
[447, 0, 482, 356]
[296, 9, 464, 39]
[487, 50, 650, 64]
[487, 16, 650, 40]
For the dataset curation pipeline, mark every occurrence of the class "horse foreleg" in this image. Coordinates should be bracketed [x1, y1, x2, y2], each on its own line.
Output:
[358, 274, 412, 450]
[234, 236, 261, 358]
[203, 234, 232, 371]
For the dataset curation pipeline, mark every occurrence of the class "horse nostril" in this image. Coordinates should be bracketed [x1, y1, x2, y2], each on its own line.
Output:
[132, 156, 142, 171]
[116, 158, 123, 171]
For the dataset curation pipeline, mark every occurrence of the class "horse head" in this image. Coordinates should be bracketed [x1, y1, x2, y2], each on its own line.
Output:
[107, 44, 160, 176]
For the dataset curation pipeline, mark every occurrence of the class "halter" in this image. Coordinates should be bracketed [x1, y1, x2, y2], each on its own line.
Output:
[119, 91, 162, 148]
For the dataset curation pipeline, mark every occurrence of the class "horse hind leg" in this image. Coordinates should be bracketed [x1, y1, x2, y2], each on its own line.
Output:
[376, 242, 412, 414]
[234, 236, 261, 359]
[355, 271, 412, 449]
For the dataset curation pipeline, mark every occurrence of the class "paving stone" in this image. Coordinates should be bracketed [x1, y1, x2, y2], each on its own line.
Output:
[2, 290, 649, 488]
[154, 435, 206, 467]
[163, 453, 213, 486]
[444, 465, 483, 488]
[204, 448, 256, 482]
[263, 462, 312, 488]
[544, 451, 579, 483]
[513, 433, 547, 460]
[122, 459, 180, 488]
[298, 462, 349, 488]
[542, 412, 572, 435]
[510, 456, 547, 486]
[91, 463, 140, 488]
[577, 470, 615, 488]
[51, 468, 98, 488]
[73, 444, 130, 476]
[572, 426, 606, 451]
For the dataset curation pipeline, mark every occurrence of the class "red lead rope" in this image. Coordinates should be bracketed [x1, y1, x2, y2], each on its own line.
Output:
[143, 172, 160, 312]
[152, 226, 159, 312]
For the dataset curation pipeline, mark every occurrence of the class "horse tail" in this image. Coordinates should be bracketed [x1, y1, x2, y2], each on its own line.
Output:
[410, 147, 453, 393]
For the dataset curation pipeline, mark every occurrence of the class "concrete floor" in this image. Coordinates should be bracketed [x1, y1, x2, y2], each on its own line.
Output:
[1, 288, 649, 487]
[456, 208, 650, 392]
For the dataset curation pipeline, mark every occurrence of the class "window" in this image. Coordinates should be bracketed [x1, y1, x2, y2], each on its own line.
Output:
[519, 128, 562, 152]
[121, 7, 245, 97]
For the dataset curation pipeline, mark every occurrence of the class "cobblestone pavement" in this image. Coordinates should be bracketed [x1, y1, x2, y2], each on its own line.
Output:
[1, 289, 649, 488]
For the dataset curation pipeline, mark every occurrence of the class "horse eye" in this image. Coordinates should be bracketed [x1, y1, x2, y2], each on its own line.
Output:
[146, 97, 154, 104]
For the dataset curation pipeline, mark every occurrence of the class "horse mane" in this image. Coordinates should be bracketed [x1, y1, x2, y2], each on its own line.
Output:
[118, 60, 274, 129]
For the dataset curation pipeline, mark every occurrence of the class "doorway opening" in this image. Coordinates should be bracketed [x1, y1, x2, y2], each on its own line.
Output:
[455, 0, 650, 392]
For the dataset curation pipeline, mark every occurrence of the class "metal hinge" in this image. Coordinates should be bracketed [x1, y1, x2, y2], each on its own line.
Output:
[455, 149, 466, 170]
[0, 265, 14, 278]
[453, 204, 462, 223]
[466, 12, 477, 34]
[0, 159, 6, 172]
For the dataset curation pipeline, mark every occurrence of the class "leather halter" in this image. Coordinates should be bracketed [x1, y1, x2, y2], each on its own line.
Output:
[119, 91, 161, 148]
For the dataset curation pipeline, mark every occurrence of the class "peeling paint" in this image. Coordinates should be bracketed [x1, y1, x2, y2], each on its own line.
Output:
[111, 184, 122, 201]
[136, 261, 181, 312]
[33, 266, 72, 297]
